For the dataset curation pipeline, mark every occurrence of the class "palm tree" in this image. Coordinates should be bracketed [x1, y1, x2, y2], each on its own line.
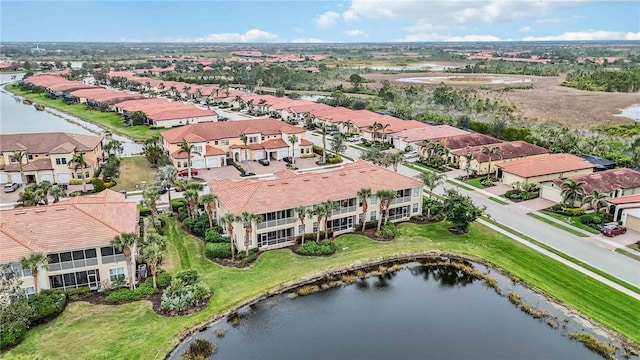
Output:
[322, 200, 339, 240]
[182, 85, 191, 99]
[367, 122, 390, 144]
[295, 206, 309, 245]
[11, 150, 27, 186]
[560, 178, 587, 207]
[18, 190, 35, 207]
[219, 213, 239, 261]
[142, 186, 160, 227]
[70, 152, 89, 193]
[20, 252, 49, 295]
[313, 203, 329, 243]
[239, 133, 249, 172]
[111, 232, 139, 289]
[38, 180, 52, 205]
[240, 212, 263, 256]
[321, 122, 328, 164]
[581, 190, 608, 214]
[416, 172, 446, 199]
[461, 149, 477, 180]
[357, 188, 371, 232]
[49, 185, 67, 203]
[481, 146, 503, 180]
[155, 165, 177, 212]
[178, 140, 200, 179]
[184, 181, 203, 218]
[199, 194, 217, 229]
[103, 139, 124, 159]
[385, 152, 403, 172]
[288, 134, 298, 167]
[375, 189, 397, 230]
[141, 242, 164, 288]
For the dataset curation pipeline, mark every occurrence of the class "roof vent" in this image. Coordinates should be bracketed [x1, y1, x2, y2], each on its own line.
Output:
[267, 183, 276, 187]
[339, 172, 346, 176]
[35, 209, 47, 213]
[303, 178, 311, 182]
[281, 181, 289, 185]
[321, 175, 329, 179]
[55, 208, 67, 211]
[14, 211, 26, 215]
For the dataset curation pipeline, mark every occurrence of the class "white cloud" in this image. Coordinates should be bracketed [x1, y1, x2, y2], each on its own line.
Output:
[523, 30, 640, 41]
[314, 11, 340, 28]
[119, 38, 142, 43]
[167, 29, 279, 43]
[397, 32, 502, 42]
[344, 29, 368, 37]
[518, 26, 533, 33]
[343, 9, 359, 21]
[291, 38, 326, 43]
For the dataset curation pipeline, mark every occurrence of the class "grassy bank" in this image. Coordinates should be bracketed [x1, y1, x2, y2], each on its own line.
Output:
[110, 156, 157, 191]
[7, 85, 161, 141]
[541, 211, 601, 235]
[528, 213, 589, 237]
[5, 218, 639, 359]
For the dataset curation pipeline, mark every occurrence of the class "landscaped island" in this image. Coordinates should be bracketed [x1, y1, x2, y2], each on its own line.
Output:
[4, 218, 639, 359]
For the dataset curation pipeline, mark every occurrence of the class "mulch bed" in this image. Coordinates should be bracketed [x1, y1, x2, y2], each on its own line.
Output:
[407, 217, 445, 225]
[211, 257, 255, 268]
[361, 228, 394, 242]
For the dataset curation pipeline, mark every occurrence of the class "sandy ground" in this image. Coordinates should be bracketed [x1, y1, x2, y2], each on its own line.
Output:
[361, 71, 640, 129]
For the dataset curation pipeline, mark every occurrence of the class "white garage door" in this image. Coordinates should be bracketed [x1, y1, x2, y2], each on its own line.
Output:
[192, 159, 206, 169]
[0, 173, 7, 184]
[278, 149, 288, 160]
[206, 158, 219, 168]
[12, 174, 23, 184]
[626, 214, 640, 233]
[254, 152, 264, 160]
[40, 174, 54, 183]
[57, 173, 71, 184]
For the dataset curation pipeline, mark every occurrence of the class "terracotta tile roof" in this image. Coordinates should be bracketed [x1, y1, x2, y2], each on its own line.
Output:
[300, 139, 313, 146]
[262, 139, 288, 149]
[70, 88, 146, 104]
[607, 194, 640, 205]
[49, 142, 77, 154]
[451, 141, 550, 162]
[0, 190, 138, 264]
[4, 158, 53, 172]
[205, 145, 226, 156]
[288, 103, 334, 114]
[392, 125, 469, 143]
[171, 149, 189, 159]
[146, 108, 217, 121]
[550, 168, 640, 193]
[161, 118, 304, 144]
[497, 153, 595, 178]
[0, 132, 102, 154]
[420, 133, 502, 150]
[209, 161, 423, 215]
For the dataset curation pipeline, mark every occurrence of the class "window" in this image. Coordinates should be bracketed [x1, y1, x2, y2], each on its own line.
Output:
[109, 268, 125, 282]
[413, 187, 420, 197]
[176, 161, 181, 168]
[85, 171, 90, 179]
[25, 287, 36, 298]
[298, 225, 304, 234]
[214, 140, 219, 145]
[412, 203, 419, 213]
[222, 139, 229, 146]
[358, 213, 364, 224]
[4, 263, 31, 278]
[28, 154, 33, 160]
[370, 211, 377, 221]
[371, 195, 377, 205]
[312, 222, 318, 232]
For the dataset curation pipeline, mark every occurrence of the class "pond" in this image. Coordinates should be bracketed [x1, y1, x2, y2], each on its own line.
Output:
[615, 104, 640, 122]
[171, 261, 624, 360]
[0, 73, 142, 156]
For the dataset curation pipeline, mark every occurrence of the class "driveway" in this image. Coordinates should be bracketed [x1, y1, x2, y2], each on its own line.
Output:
[196, 157, 322, 181]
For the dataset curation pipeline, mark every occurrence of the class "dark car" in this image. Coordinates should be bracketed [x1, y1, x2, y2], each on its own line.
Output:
[282, 156, 293, 164]
[258, 158, 270, 166]
[600, 224, 627, 237]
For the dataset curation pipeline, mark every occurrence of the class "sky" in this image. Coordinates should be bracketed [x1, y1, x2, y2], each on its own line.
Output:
[1, 0, 639, 43]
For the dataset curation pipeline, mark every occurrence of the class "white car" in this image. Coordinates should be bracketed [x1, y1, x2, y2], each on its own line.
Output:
[4, 183, 20, 193]
[403, 151, 419, 159]
[347, 135, 362, 142]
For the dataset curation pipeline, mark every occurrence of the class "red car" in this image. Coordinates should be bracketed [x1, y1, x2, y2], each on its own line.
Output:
[600, 224, 627, 237]
[178, 168, 198, 176]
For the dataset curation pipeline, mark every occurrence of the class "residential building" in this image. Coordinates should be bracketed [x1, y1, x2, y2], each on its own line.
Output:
[606, 194, 640, 232]
[0, 190, 139, 295]
[452, 141, 550, 176]
[390, 125, 469, 152]
[577, 154, 616, 172]
[161, 118, 311, 169]
[0, 132, 103, 185]
[209, 161, 424, 251]
[114, 98, 218, 128]
[418, 133, 502, 158]
[497, 153, 595, 185]
[541, 168, 640, 203]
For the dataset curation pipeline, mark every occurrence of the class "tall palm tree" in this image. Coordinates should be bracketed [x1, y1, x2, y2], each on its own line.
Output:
[142, 186, 160, 228]
[560, 178, 587, 207]
[385, 152, 403, 172]
[38, 180, 52, 205]
[71, 151, 88, 193]
[219, 213, 239, 261]
[182, 85, 191, 99]
[199, 194, 217, 229]
[178, 139, 200, 179]
[581, 190, 608, 214]
[322, 200, 339, 240]
[184, 181, 204, 219]
[11, 150, 27, 186]
[375, 189, 397, 230]
[111, 232, 139, 289]
[295, 206, 309, 245]
[20, 252, 49, 295]
[313, 203, 329, 243]
[481, 146, 503, 180]
[49, 185, 67, 203]
[240, 212, 263, 256]
[416, 172, 446, 199]
[288, 134, 298, 166]
[239, 133, 249, 172]
[367, 122, 390, 144]
[319, 122, 328, 164]
[460, 150, 477, 180]
[103, 139, 124, 159]
[141, 242, 164, 289]
[357, 188, 371, 232]
[155, 165, 177, 212]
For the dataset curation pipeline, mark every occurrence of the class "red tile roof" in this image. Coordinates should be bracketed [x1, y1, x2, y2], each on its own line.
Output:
[0, 190, 138, 263]
[451, 141, 550, 162]
[497, 153, 595, 178]
[146, 108, 217, 121]
[392, 125, 469, 143]
[550, 168, 640, 194]
[0, 132, 102, 154]
[261, 139, 288, 149]
[205, 145, 226, 156]
[421, 133, 502, 150]
[209, 161, 422, 215]
[161, 118, 304, 144]
[607, 194, 640, 205]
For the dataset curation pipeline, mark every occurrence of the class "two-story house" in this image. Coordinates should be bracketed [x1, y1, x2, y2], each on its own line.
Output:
[208, 161, 424, 251]
[161, 118, 312, 169]
[0, 132, 103, 185]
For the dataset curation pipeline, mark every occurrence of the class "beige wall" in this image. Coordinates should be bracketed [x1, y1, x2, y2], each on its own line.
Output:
[502, 168, 593, 186]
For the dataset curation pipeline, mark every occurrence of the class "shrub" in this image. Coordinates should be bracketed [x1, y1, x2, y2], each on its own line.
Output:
[156, 272, 172, 289]
[161, 282, 209, 312]
[327, 155, 343, 164]
[91, 178, 106, 192]
[206, 242, 231, 258]
[0, 323, 26, 350]
[297, 240, 337, 256]
[377, 222, 398, 240]
[175, 270, 200, 286]
[183, 214, 210, 236]
[104, 286, 159, 304]
[561, 207, 585, 217]
[302, 230, 334, 242]
[28, 289, 67, 325]
[580, 214, 604, 225]
[182, 339, 217, 360]
[171, 198, 187, 211]
[480, 178, 494, 187]
[103, 181, 116, 188]
[66, 287, 91, 301]
[69, 179, 82, 185]
[205, 228, 228, 243]
[138, 206, 152, 217]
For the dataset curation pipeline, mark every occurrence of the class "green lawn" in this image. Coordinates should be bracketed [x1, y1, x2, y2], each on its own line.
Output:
[465, 177, 486, 189]
[110, 156, 157, 191]
[5, 218, 639, 359]
[528, 213, 589, 237]
[7, 85, 162, 141]
[489, 196, 508, 205]
[541, 211, 601, 235]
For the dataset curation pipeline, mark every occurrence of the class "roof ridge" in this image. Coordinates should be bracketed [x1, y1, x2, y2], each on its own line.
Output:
[70, 201, 130, 234]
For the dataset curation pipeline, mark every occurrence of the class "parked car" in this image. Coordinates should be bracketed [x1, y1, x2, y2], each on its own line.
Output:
[403, 151, 419, 159]
[327, 130, 339, 137]
[177, 168, 199, 176]
[347, 135, 362, 142]
[600, 224, 627, 237]
[258, 158, 270, 166]
[4, 182, 19, 193]
[282, 156, 293, 164]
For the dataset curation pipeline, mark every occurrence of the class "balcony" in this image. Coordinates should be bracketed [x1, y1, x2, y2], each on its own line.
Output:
[332, 205, 357, 216]
[391, 196, 411, 205]
[49, 257, 99, 272]
[257, 217, 296, 229]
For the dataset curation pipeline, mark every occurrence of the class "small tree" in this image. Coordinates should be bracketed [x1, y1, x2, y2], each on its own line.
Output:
[0, 265, 31, 350]
[313, 203, 328, 243]
[49, 185, 67, 203]
[385, 152, 403, 172]
[156, 165, 177, 212]
[102, 156, 121, 181]
[330, 134, 347, 154]
[11, 150, 27, 186]
[20, 252, 49, 295]
[295, 206, 308, 245]
[219, 213, 238, 261]
[240, 212, 263, 256]
[442, 190, 486, 234]
[142, 186, 160, 228]
[111, 232, 139, 289]
[199, 194, 217, 229]
[141, 241, 165, 289]
[71, 151, 89, 193]
[182, 339, 215, 360]
[375, 189, 397, 230]
[322, 200, 339, 240]
[349, 73, 363, 88]
[357, 188, 371, 232]
[560, 178, 586, 207]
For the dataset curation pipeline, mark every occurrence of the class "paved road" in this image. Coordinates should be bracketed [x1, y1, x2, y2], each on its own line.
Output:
[305, 132, 640, 289]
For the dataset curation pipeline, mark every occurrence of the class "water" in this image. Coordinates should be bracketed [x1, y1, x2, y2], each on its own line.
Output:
[355, 63, 456, 71]
[171, 262, 619, 360]
[0, 73, 142, 156]
[398, 76, 533, 85]
[299, 95, 327, 102]
[615, 104, 640, 122]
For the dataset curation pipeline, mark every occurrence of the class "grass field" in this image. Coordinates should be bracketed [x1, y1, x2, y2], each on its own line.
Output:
[465, 177, 486, 189]
[7, 85, 162, 141]
[5, 217, 639, 360]
[528, 213, 589, 237]
[541, 211, 601, 235]
[110, 156, 157, 191]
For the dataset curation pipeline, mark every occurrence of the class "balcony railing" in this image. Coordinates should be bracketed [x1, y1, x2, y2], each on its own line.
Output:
[258, 235, 296, 248]
[332, 205, 357, 216]
[257, 217, 296, 229]
[101, 254, 125, 265]
[391, 196, 411, 205]
[49, 258, 99, 272]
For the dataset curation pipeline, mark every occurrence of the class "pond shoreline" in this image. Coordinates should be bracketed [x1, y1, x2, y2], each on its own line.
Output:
[165, 250, 636, 359]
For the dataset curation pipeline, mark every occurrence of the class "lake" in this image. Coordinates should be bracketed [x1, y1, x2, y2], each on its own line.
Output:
[615, 104, 640, 122]
[0, 73, 142, 156]
[170, 261, 619, 360]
